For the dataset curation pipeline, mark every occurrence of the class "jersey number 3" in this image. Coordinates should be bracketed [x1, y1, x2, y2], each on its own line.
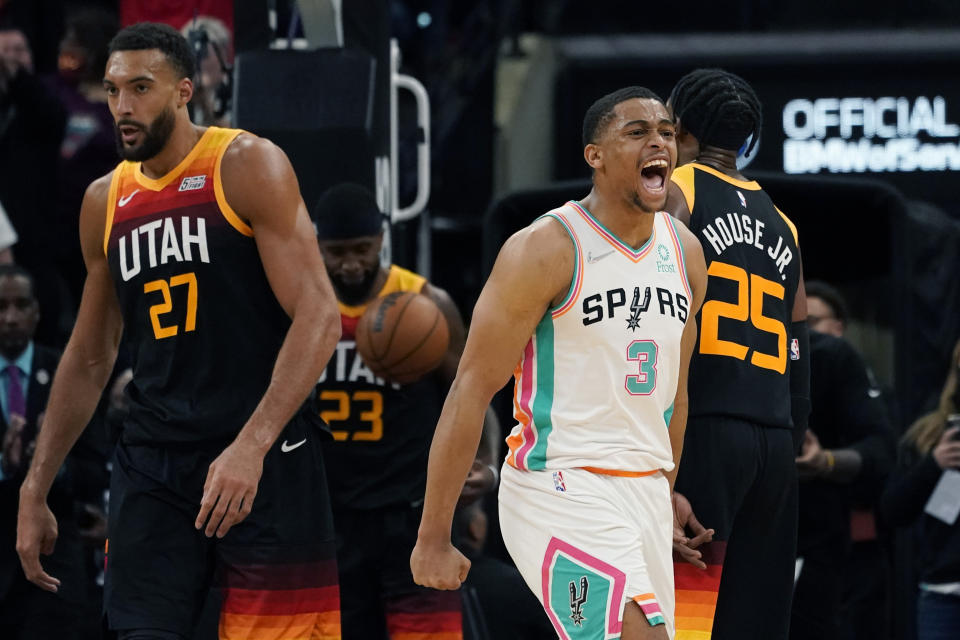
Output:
[699, 261, 787, 373]
[625, 340, 658, 395]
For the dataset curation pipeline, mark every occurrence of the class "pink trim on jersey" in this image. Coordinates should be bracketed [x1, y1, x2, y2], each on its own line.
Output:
[541, 537, 627, 638]
[512, 339, 537, 470]
[663, 212, 692, 301]
[550, 212, 584, 318]
[568, 200, 656, 263]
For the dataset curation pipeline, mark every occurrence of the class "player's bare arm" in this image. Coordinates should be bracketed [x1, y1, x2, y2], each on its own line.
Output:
[422, 283, 466, 388]
[411, 216, 574, 590]
[424, 282, 500, 498]
[194, 135, 341, 538]
[17, 173, 124, 591]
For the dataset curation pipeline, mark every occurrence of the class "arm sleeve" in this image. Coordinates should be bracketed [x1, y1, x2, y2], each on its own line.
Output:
[790, 320, 811, 454]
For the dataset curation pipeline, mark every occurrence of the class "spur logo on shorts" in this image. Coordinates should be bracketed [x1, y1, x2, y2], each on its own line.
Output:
[543, 538, 627, 638]
[568, 576, 589, 627]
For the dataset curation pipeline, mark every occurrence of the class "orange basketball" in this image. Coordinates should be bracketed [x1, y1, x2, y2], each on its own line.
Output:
[356, 291, 450, 384]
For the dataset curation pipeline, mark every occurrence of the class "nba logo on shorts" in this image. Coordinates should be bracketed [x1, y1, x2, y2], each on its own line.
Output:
[552, 471, 567, 492]
[790, 338, 800, 361]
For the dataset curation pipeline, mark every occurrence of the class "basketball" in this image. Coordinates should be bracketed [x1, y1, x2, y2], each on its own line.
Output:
[356, 291, 450, 384]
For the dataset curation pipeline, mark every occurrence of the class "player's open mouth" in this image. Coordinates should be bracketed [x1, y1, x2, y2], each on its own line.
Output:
[640, 157, 668, 193]
[119, 125, 142, 144]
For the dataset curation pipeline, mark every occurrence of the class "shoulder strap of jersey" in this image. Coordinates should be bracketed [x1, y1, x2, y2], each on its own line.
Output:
[386, 264, 427, 294]
[670, 164, 697, 213]
[103, 166, 124, 255]
[537, 205, 583, 318]
[660, 212, 693, 301]
[775, 206, 799, 246]
[211, 127, 253, 237]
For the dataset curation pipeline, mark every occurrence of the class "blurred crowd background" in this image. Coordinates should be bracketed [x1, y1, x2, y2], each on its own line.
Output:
[0, 1, 959, 639]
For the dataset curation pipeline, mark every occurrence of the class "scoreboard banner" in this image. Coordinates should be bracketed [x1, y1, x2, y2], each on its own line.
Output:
[550, 30, 960, 212]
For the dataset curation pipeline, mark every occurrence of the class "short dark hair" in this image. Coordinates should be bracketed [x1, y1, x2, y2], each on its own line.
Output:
[805, 280, 848, 324]
[108, 22, 195, 80]
[0, 264, 36, 298]
[582, 86, 664, 147]
[669, 68, 762, 156]
[312, 183, 385, 240]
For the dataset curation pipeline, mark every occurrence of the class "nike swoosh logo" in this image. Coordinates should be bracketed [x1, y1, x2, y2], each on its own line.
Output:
[280, 438, 307, 453]
[587, 249, 615, 263]
[118, 189, 140, 207]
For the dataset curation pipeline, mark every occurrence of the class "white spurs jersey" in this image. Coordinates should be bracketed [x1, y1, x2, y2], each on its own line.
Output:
[505, 201, 692, 475]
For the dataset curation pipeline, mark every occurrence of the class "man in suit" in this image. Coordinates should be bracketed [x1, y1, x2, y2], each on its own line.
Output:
[0, 264, 84, 639]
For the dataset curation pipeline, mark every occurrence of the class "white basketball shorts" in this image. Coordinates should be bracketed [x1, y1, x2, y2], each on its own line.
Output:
[498, 464, 675, 639]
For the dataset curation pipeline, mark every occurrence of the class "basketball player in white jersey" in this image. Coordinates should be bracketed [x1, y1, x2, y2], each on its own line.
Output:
[411, 86, 707, 639]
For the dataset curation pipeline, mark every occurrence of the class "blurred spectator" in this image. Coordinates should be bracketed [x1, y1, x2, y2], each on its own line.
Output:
[0, 25, 68, 347]
[791, 328, 895, 640]
[804, 280, 898, 640]
[805, 281, 899, 416]
[881, 339, 960, 640]
[0, 264, 84, 639]
[806, 280, 848, 339]
[179, 15, 232, 127]
[0, 0, 66, 73]
[0, 199, 17, 263]
[46, 7, 119, 314]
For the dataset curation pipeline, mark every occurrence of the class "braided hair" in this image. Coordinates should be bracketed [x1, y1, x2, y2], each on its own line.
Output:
[668, 68, 762, 156]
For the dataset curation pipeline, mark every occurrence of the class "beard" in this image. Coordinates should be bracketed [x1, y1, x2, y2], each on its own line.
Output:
[631, 191, 660, 214]
[114, 106, 176, 162]
[332, 266, 380, 306]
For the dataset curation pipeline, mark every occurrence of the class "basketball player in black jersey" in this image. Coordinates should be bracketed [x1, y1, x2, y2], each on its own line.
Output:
[664, 69, 811, 639]
[16, 23, 342, 639]
[311, 184, 498, 639]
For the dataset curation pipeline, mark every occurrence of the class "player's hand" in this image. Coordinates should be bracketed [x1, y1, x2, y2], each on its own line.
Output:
[195, 439, 264, 538]
[672, 491, 714, 570]
[458, 459, 496, 506]
[933, 426, 960, 470]
[1, 413, 26, 475]
[795, 429, 828, 479]
[410, 537, 471, 590]
[16, 492, 61, 592]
